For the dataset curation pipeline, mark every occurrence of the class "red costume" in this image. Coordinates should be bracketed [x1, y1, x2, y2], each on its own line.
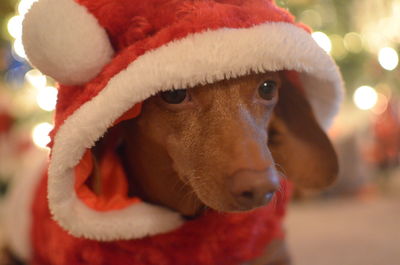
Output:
[13, 0, 343, 264]
[32, 175, 291, 265]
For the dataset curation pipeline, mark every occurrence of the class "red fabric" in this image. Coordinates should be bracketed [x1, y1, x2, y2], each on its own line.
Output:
[31, 173, 292, 265]
[0, 111, 13, 133]
[114, 103, 142, 125]
[75, 150, 141, 211]
[283, 71, 305, 94]
[74, 103, 143, 211]
[49, 0, 307, 148]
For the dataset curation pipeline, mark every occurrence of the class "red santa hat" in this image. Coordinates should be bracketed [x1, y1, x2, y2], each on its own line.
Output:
[22, 0, 344, 241]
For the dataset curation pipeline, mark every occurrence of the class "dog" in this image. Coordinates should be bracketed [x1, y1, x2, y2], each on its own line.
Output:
[5, 71, 338, 265]
[2, 71, 338, 265]
[118, 71, 338, 215]
[66, 71, 336, 265]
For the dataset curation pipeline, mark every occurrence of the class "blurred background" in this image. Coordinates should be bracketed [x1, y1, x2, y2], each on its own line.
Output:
[0, 0, 399, 264]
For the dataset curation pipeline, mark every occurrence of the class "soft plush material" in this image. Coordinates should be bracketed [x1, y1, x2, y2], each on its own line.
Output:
[22, 0, 114, 85]
[31, 175, 292, 265]
[19, 0, 344, 263]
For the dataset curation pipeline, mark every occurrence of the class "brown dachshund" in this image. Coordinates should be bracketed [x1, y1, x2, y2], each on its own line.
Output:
[89, 71, 338, 265]
[3, 71, 338, 265]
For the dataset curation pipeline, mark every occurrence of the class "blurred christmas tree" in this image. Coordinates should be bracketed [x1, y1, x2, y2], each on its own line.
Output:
[1, 0, 55, 195]
[1, 0, 55, 144]
[278, 0, 400, 99]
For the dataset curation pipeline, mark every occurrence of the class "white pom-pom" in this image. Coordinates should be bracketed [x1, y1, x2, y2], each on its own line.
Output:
[22, 0, 114, 85]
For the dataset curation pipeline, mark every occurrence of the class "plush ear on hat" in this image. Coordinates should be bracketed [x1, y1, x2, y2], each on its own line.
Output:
[269, 75, 339, 189]
[22, 0, 114, 85]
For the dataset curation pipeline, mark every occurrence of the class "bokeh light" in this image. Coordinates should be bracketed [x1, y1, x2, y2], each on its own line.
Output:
[36, 86, 58, 111]
[330, 35, 348, 60]
[343, 32, 363, 53]
[378, 47, 399, 71]
[371, 93, 389, 115]
[7, 15, 23, 39]
[353, 86, 378, 110]
[25, 69, 47, 89]
[18, 0, 38, 16]
[32, 122, 53, 149]
[312, 32, 332, 53]
[12, 39, 26, 59]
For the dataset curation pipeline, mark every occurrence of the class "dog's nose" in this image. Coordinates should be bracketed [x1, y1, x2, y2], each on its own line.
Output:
[229, 167, 280, 210]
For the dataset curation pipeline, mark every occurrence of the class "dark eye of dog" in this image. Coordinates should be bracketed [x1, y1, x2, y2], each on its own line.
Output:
[258, 80, 277, 100]
[160, 89, 187, 104]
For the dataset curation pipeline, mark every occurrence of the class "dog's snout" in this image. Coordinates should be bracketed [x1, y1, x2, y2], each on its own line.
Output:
[230, 168, 279, 210]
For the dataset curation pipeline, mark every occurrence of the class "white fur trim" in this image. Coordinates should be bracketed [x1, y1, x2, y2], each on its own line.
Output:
[54, 196, 185, 241]
[22, 0, 114, 85]
[49, 22, 344, 241]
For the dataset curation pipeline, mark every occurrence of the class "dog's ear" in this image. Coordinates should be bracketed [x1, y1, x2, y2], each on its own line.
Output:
[268, 75, 338, 189]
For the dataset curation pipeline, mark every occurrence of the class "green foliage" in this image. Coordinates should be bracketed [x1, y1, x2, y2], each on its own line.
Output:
[279, 0, 400, 95]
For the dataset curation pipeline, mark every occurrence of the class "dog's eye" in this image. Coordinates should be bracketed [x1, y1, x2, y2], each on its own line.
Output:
[160, 89, 187, 104]
[258, 80, 277, 100]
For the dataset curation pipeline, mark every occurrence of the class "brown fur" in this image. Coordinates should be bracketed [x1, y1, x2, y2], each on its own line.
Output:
[95, 72, 338, 264]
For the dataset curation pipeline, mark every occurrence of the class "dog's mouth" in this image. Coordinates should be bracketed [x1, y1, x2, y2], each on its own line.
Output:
[188, 192, 278, 216]
[181, 188, 278, 219]
[181, 205, 210, 220]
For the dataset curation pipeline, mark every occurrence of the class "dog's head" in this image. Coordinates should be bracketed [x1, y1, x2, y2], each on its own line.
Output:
[121, 72, 338, 215]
